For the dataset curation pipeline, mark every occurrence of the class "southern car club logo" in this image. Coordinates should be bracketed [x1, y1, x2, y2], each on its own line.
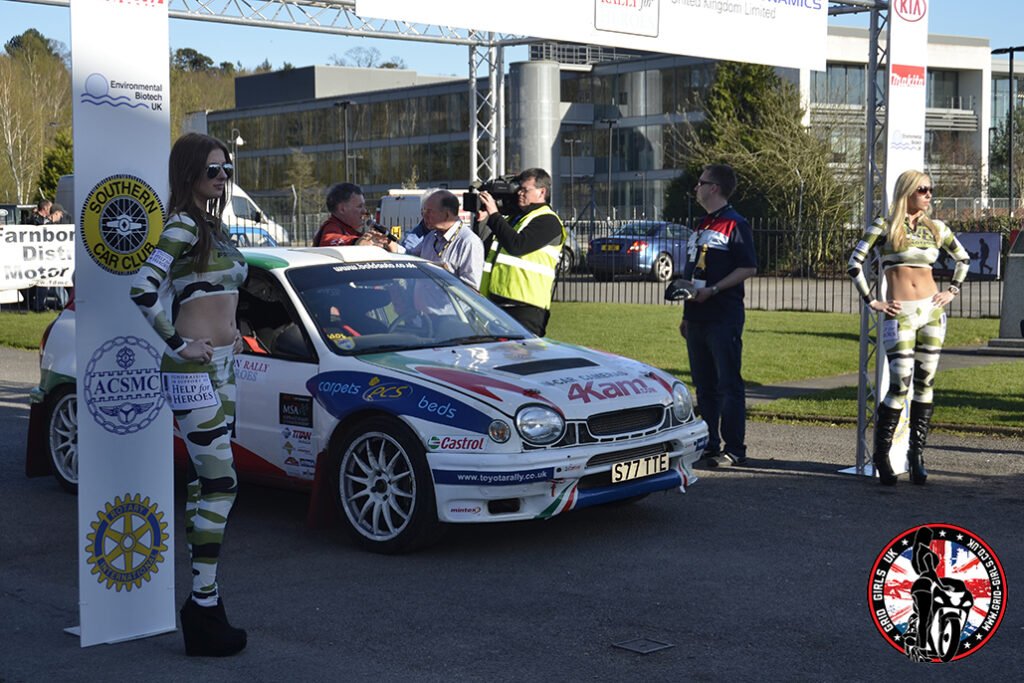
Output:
[893, 0, 926, 22]
[868, 524, 1006, 662]
[85, 493, 168, 592]
[84, 336, 164, 435]
[80, 174, 164, 275]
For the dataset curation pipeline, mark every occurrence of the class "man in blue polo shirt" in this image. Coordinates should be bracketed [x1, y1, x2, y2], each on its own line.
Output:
[679, 164, 758, 467]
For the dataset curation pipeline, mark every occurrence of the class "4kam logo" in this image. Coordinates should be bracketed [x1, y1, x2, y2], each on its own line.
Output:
[868, 524, 1006, 663]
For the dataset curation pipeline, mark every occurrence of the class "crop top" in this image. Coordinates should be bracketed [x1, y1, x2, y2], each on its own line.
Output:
[847, 217, 970, 302]
[130, 211, 248, 352]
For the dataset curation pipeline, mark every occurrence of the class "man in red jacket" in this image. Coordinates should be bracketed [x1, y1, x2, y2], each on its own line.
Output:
[314, 182, 385, 247]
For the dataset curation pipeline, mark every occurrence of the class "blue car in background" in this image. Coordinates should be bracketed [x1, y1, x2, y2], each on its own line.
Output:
[588, 221, 692, 282]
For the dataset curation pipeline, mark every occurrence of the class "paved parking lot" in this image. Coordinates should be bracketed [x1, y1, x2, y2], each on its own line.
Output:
[3, 347, 1024, 680]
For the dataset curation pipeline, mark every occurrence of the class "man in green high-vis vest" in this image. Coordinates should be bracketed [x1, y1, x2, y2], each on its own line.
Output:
[477, 168, 566, 336]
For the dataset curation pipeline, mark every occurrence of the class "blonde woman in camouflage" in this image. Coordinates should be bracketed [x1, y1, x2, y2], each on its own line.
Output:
[130, 133, 248, 656]
[847, 169, 970, 486]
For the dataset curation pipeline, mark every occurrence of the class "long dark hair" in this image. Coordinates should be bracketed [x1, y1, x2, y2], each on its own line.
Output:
[168, 133, 231, 271]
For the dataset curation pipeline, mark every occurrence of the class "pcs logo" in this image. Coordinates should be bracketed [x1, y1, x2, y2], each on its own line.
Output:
[363, 377, 411, 402]
[868, 523, 1006, 663]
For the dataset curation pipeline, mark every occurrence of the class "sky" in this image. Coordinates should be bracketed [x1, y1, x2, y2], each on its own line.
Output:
[1, 1, 1022, 75]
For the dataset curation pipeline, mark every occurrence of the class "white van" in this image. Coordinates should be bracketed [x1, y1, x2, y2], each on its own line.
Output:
[55, 175, 289, 245]
[377, 188, 473, 239]
[225, 183, 290, 246]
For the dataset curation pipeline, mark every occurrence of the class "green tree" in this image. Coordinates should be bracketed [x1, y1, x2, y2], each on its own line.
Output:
[666, 62, 856, 273]
[284, 150, 321, 217]
[0, 30, 70, 202]
[988, 106, 1024, 201]
[172, 47, 214, 72]
[36, 129, 73, 200]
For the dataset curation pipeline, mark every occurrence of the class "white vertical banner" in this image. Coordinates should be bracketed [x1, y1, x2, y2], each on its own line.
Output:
[884, 0, 929, 202]
[881, 0, 930, 472]
[70, 0, 174, 646]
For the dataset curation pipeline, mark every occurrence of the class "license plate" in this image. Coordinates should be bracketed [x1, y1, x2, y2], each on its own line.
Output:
[611, 453, 669, 483]
[601, 244, 621, 252]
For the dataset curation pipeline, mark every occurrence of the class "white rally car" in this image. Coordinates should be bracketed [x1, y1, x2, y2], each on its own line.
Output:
[25, 247, 708, 553]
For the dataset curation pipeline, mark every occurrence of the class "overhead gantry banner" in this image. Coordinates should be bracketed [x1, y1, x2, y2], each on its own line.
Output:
[357, 0, 828, 71]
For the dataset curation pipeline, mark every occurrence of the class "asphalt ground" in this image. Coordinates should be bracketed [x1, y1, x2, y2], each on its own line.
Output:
[2, 347, 1024, 681]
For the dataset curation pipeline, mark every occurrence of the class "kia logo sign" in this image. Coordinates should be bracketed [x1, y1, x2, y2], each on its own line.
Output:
[894, 0, 927, 22]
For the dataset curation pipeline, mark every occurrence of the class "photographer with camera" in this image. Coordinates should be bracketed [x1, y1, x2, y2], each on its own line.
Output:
[476, 168, 566, 336]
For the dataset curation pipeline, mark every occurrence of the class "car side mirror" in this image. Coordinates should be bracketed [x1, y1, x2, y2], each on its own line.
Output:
[253, 210, 263, 223]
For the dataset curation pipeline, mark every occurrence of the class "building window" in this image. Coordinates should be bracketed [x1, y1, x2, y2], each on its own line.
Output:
[927, 70, 959, 109]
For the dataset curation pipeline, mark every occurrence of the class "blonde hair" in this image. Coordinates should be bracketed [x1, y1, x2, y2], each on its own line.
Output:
[886, 169, 939, 251]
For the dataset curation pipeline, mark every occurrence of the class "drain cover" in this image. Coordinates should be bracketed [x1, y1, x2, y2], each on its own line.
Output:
[612, 637, 674, 654]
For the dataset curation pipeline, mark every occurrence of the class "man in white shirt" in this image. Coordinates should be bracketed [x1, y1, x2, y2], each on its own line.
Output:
[407, 190, 484, 290]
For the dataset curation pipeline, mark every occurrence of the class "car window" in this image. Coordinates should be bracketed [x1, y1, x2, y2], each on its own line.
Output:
[667, 224, 688, 240]
[237, 269, 316, 362]
[232, 197, 258, 222]
[287, 261, 531, 355]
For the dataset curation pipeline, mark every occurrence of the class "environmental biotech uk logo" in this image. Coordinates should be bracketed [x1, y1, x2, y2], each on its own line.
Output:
[868, 523, 1006, 663]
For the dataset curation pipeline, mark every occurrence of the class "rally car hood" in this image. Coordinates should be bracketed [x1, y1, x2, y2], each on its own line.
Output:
[355, 338, 676, 419]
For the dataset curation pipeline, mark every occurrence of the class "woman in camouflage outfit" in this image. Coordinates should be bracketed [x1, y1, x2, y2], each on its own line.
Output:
[130, 133, 248, 656]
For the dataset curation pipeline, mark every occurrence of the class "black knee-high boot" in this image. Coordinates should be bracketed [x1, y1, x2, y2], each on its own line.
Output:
[907, 401, 934, 485]
[873, 404, 902, 486]
[180, 596, 247, 657]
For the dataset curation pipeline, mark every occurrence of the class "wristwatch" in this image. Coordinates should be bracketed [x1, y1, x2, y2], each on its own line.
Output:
[711, 285, 720, 296]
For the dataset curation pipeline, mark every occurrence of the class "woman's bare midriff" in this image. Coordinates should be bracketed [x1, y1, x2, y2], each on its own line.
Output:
[886, 265, 938, 301]
[175, 293, 238, 346]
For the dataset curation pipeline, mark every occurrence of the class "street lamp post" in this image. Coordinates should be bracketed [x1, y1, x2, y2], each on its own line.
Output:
[230, 127, 245, 185]
[599, 118, 618, 219]
[993, 46, 1024, 216]
[565, 138, 581, 219]
[334, 100, 352, 178]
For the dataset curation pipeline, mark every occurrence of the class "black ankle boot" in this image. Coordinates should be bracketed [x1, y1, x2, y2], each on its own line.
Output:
[873, 404, 902, 486]
[180, 596, 247, 657]
[907, 401, 934, 485]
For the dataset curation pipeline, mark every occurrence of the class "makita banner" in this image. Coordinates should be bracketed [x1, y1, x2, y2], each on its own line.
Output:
[885, 0, 929, 204]
[70, 0, 174, 647]
[357, 0, 828, 71]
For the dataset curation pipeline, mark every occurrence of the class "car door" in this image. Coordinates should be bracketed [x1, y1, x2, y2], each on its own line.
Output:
[667, 223, 691, 277]
[234, 267, 321, 484]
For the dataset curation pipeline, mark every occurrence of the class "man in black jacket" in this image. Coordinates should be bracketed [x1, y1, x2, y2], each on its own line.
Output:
[477, 168, 566, 336]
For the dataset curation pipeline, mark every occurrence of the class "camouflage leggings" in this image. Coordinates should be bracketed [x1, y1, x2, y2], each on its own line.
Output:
[162, 344, 238, 598]
[880, 296, 947, 410]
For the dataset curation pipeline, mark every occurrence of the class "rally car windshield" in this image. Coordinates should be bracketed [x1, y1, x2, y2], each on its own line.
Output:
[287, 260, 532, 355]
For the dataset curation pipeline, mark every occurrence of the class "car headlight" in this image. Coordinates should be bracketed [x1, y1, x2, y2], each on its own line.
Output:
[672, 382, 693, 422]
[515, 404, 565, 445]
[489, 419, 511, 443]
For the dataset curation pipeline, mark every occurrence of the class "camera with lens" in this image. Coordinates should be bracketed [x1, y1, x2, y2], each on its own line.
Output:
[463, 175, 520, 215]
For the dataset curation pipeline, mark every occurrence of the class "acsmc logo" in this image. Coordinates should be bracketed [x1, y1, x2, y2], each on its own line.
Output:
[893, 0, 926, 22]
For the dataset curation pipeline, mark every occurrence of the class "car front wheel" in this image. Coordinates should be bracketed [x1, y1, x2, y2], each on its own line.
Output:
[46, 385, 78, 494]
[332, 416, 442, 554]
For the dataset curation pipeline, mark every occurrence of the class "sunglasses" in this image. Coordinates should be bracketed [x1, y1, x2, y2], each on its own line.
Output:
[206, 163, 234, 180]
[695, 179, 717, 187]
[915, 186, 933, 195]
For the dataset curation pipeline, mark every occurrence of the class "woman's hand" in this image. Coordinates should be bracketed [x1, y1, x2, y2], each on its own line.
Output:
[932, 290, 956, 307]
[180, 338, 214, 363]
[869, 299, 902, 316]
[233, 331, 244, 354]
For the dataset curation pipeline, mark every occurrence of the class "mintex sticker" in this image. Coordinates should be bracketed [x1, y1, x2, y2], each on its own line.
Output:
[881, 318, 899, 347]
[162, 372, 219, 411]
[145, 247, 173, 273]
[280, 393, 314, 427]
